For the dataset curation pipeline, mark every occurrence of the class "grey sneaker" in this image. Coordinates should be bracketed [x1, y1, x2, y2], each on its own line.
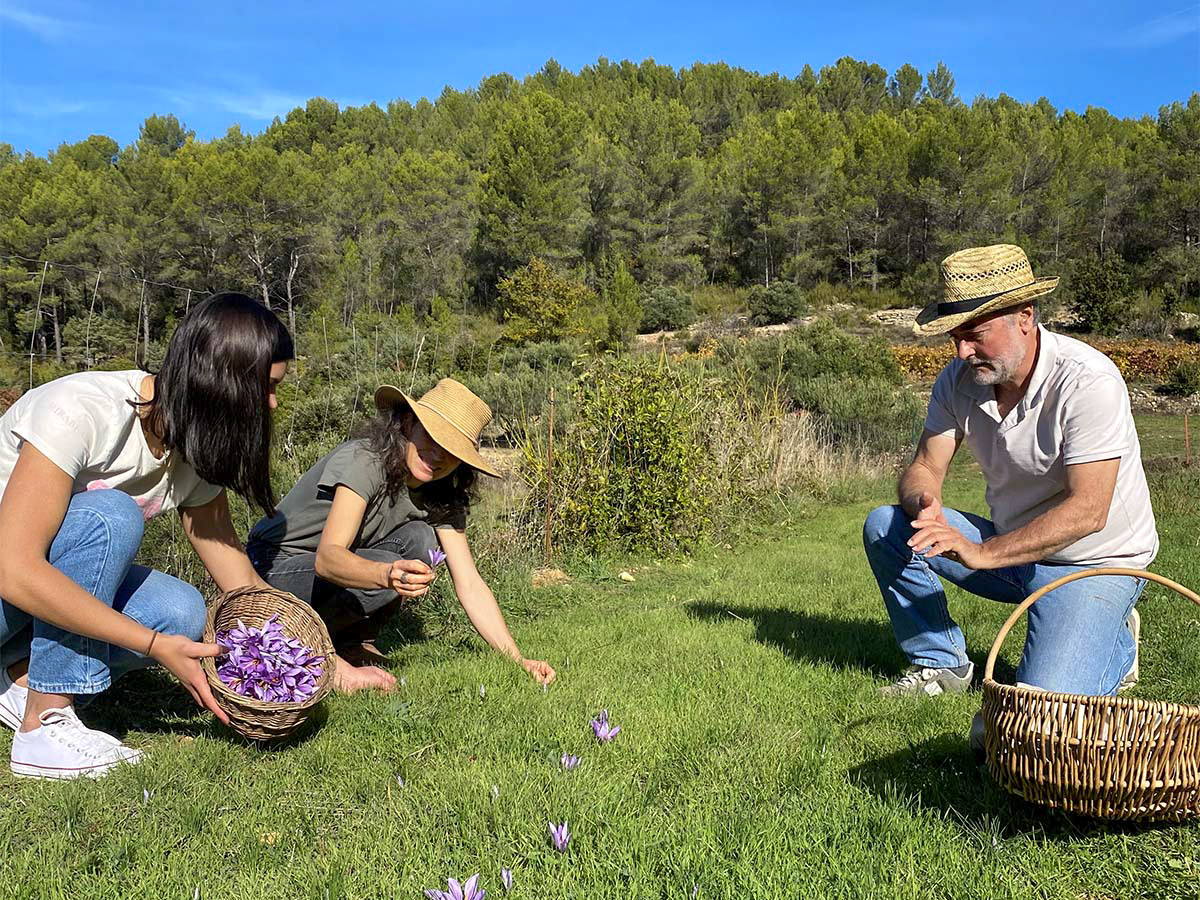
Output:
[1118, 607, 1140, 694]
[880, 662, 974, 697]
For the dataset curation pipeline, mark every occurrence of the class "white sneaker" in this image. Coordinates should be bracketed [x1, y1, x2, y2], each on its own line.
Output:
[11, 707, 143, 780]
[880, 662, 974, 697]
[0, 665, 27, 732]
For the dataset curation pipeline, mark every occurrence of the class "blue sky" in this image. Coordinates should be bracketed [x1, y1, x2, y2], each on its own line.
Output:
[1, 1, 1197, 156]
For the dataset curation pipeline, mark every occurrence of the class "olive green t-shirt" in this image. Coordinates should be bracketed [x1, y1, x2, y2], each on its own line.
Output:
[248, 439, 467, 556]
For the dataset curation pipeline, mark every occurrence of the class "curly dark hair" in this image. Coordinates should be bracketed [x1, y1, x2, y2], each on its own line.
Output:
[354, 405, 476, 520]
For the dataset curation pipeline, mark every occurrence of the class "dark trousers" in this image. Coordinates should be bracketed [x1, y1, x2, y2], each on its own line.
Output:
[248, 520, 440, 646]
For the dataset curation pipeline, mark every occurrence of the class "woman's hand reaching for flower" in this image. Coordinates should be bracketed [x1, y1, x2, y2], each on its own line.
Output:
[520, 658, 556, 685]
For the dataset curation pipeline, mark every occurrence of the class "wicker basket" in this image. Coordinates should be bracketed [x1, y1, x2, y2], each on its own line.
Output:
[202, 586, 335, 742]
[981, 568, 1200, 822]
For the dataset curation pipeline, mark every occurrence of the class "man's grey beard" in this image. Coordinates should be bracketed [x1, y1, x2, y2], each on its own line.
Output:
[968, 352, 1021, 386]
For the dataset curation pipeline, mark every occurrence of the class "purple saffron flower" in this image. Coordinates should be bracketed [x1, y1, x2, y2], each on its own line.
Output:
[429, 548, 447, 568]
[501, 868, 513, 891]
[590, 709, 621, 742]
[560, 752, 580, 771]
[548, 820, 570, 852]
[214, 617, 325, 704]
[424, 874, 484, 900]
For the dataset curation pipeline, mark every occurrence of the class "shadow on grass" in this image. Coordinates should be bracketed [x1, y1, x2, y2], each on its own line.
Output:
[849, 733, 1182, 839]
[686, 601, 1020, 685]
[86, 669, 330, 749]
[686, 601, 902, 676]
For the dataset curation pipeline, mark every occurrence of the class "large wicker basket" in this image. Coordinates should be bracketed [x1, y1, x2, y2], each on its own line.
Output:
[981, 568, 1200, 822]
[202, 586, 335, 742]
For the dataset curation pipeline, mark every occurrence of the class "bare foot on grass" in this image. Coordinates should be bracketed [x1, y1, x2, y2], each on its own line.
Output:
[331, 654, 397, 693]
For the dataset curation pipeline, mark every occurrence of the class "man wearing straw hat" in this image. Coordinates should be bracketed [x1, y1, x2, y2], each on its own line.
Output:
[862, 245, 1157, 735]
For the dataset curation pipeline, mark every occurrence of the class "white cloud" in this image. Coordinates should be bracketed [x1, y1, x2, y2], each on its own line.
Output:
[8, 98, 89, 118]
[0, 5, 77, 41]
[213, 89, 306, 121]
[1108, 4, 1199, 49]
[158, 86, 305, 121]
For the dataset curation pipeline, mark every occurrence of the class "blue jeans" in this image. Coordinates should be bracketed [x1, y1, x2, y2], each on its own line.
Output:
[863, 505, 1144, 695]
[0, 490, 206, 696]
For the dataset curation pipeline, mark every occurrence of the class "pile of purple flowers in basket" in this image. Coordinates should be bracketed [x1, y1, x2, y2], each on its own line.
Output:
[214, 616, 325, 703]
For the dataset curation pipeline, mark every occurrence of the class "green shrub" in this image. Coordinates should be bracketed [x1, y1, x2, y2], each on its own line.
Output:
[843, 286, 911, 312]
[498, 258, 595, 343]
[1069, 255, 1131, 336]
[748, 282, 806, 326]
[464, 364, 575, 445]
[639, 285, 696, 333]
[789, 374, 924, 452]
[807, 281, 840, 308]
[1161, 360, 1200, 396]
[519, 356, 712, 553]
[693, 284, 748, 319]
[738, 319, 902, 384]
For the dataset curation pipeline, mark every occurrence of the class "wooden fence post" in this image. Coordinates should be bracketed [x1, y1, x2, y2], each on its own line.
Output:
[544, 387, 556, 563]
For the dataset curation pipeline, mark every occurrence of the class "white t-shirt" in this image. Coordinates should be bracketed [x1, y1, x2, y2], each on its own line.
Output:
[0, 370, 223, 519]
[925, 326, 1158, 569]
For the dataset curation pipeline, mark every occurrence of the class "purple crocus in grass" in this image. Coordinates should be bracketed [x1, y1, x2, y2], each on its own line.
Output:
[424, 874, 484, 900]
[429, 548, 447, 568]
[548, 820, 570, 852]
[501, 868, 513, 891]
[590, 709, 621, 742]
[214, 616, 325, 704]
[560, 752, 580, 771]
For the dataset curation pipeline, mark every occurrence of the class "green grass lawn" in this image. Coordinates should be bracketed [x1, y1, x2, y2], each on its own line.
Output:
[3, 420, 1199, 899]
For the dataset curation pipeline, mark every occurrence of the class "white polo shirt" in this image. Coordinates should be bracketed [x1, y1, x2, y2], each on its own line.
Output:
[925, 326, 1158, 569]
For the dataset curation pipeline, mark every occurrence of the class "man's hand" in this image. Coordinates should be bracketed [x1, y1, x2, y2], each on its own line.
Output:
[385, 559, 435, 599]
[914, 492, 948, 527]
[907, 520, 993, 570]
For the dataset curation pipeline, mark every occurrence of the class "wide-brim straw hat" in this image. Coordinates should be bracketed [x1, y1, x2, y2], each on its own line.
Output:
[914, 244, 1059, 336]
[373, 378, 501, 478]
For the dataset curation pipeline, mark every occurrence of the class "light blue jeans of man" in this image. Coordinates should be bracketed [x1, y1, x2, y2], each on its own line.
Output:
[862, 504, 1144, 696]
[0, 490, 206, 695]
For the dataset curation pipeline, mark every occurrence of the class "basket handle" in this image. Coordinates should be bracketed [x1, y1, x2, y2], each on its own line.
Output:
[984, 567, 1200, 682]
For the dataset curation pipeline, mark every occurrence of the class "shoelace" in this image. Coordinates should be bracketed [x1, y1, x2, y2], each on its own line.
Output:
[39, 710, 121, 760]
[894, 667, 938, 688]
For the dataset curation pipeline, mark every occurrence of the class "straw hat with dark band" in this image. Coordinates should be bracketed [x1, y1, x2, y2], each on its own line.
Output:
[374, 378, 501, 478]
[914, 244, 1059, 337]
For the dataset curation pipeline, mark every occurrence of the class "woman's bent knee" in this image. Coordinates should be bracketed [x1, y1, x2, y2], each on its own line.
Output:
[66, 489, 145, 547]
[159, 579, 207, 641]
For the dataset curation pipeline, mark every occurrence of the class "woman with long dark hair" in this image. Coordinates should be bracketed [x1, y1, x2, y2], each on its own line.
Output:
[247, 378, 555, 693]
[0, 292, 293, 779]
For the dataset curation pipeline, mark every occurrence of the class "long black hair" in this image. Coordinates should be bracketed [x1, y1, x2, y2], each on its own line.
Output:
[355, 405, 476, 518]
[142, 292, 294, 514]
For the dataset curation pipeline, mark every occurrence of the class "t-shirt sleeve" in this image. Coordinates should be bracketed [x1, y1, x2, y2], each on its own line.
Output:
[316, 442, 385, 503]
[923, 366, 962, 439]
[426, 503, 468, 532]
[181, 479, 224, 509]
[1061, 372, 1129, 465]
[9, 382, 97, 479]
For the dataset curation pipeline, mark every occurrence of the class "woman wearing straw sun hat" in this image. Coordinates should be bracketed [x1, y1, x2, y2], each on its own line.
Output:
[247, 378, 556, 693]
